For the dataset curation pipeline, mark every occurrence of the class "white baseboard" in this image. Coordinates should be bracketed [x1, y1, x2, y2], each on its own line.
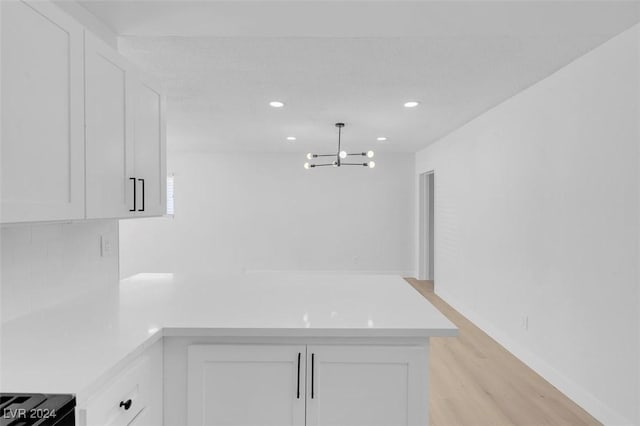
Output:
[243, 269, 415, 277]
[435, 288, 635, 426]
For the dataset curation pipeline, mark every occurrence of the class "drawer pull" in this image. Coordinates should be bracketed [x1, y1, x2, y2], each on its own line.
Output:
[138, 178, 145, 212]
[129, 177, 137, 212]
[296, 352, 301, 399]
[311, 353, 315, 399]
[119, 399, 132, 410]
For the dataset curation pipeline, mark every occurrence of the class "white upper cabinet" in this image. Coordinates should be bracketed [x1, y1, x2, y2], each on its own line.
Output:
[1, 0, 85, 223]
[1, 0, 166, 224]
[132, 75, 167, 217]
[84, 31, 135, 219]
[85, 34, 167, 219]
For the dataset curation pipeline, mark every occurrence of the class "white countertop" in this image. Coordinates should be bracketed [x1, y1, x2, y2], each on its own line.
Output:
[0, 272, 457, 397]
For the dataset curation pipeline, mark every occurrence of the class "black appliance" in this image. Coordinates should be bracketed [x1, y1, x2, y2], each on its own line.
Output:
[0, 393, 75, 426]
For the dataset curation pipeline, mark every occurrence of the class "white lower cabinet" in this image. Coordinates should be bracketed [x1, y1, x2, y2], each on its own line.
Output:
[127, 407, 151, 426]
[84, 356, 150, 426]
[187, 345, 306, 426]
[80, 339, 163, 426]
[306, 345, 427, 426]
[185, 343, 427, 426]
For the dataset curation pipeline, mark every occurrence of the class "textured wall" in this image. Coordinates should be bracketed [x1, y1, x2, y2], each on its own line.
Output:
[1, 220, 119, 323]
[416, 26, 639, 425]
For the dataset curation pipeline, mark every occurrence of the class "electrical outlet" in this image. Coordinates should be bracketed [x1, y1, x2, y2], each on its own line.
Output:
[100, 235, 112, 257]
[521, 315, 529, 331]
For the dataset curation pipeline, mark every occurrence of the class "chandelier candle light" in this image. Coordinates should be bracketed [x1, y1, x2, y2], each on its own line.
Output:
[304, 123, 375, 169]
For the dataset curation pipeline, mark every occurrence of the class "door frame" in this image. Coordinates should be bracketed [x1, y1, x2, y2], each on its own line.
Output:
[418, 171, 434, 281]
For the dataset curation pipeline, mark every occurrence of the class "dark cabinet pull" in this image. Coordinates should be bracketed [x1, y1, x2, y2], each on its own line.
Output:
[296, 352, 301, 399]
[119, 399, 132, 410]
[311, 353, 315, 399]
[137, 178, 145, 212]
[129, 178, 136, 212]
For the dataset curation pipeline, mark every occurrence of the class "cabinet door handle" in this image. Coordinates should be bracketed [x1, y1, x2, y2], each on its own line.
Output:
[119, 399, 132, 410]
[311, 353, 315, 399]
[129, 178, 136, 212]
[137, 178, 145, 212]
[296, 352, 301, 399]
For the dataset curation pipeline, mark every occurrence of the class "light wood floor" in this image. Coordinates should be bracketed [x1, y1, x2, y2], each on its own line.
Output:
[405, 278, 601, 426]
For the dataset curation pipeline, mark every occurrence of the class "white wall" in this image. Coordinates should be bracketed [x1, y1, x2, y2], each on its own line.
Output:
[1, 220, 119, 323]
[119, 152, 415, 278]
[416, 26, 639, 425]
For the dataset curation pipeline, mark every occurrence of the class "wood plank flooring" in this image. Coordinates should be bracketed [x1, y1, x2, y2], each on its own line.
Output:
[404, 278, 601, 426]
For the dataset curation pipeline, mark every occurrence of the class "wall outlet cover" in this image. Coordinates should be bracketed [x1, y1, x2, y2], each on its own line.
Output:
[100, 235, 112, 257]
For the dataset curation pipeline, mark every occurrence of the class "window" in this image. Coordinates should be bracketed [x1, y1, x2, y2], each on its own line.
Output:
[166, 174, 175, 216]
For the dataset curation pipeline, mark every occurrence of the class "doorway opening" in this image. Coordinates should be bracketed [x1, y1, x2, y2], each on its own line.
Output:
[418, 171, 434, 282]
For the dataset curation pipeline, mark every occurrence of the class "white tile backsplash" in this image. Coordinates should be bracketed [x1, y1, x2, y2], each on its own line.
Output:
[1, 220, 119, 323]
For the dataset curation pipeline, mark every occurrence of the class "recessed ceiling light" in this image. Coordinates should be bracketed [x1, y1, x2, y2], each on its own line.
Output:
[404, 101, 420, 108]
[377, 137, 388, 141]
[269, 101, 285, 108]
[286, 136, 296, 141]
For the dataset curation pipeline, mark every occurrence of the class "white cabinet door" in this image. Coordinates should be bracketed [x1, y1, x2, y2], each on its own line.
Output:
[84, 31, 135, 219]
[187, 344, 306, 426]
[84, 356, 150, 426]
[126, 408, 149, 426]
[80, 338, 162, 426]
[1, 0, 85, 223]
[306, 345, 428, 426]
[132, 75, 166, 217]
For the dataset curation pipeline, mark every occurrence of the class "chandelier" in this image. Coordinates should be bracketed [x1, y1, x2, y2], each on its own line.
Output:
[304, 123, 375, 169]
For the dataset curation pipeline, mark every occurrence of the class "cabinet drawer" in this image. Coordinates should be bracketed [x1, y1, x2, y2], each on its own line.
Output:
[85, 356, 151, 426]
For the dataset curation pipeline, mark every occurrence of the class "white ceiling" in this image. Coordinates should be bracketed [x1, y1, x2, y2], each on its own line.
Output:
[79, 1, 640, 153]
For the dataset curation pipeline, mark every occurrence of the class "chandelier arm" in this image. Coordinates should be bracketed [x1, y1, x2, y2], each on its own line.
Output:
[303, 122, 373, 170]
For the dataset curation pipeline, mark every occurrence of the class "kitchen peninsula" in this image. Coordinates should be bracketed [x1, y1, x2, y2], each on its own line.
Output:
[0, 273, 457, 426]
